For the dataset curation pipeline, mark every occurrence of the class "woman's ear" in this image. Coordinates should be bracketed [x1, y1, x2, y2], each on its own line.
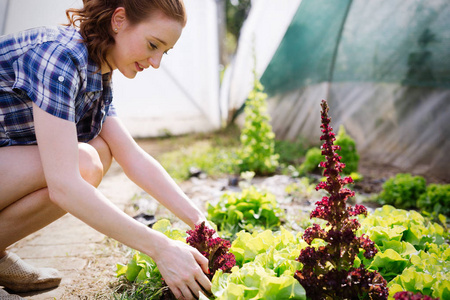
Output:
[111, 7, 127, 33]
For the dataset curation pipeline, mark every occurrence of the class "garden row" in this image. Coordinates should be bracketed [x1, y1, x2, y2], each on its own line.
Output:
[117, 204, 449, 299]
[114, 77, 449, 299]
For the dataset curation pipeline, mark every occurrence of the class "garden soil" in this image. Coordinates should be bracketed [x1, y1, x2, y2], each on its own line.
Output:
[2, 139, 446, 299]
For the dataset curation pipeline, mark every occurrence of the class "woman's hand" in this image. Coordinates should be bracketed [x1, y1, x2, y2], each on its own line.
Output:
[153, 238, 211, 300]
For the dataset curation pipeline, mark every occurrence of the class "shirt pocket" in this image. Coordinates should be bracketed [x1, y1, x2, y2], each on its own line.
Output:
[4, 108, 36, 143]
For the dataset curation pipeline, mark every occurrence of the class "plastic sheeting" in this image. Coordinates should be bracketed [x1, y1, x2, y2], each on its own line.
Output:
[225, 0, 450, 180]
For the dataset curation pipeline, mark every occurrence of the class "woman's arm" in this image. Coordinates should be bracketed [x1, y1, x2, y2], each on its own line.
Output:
[33, 104, 210, 299]
[99, 116, 207, 229]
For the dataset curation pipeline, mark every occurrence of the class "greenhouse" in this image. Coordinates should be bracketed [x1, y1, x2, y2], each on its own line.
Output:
[0, 0, 448, 299]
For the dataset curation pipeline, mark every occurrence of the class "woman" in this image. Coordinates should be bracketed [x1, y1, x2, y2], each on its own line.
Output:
[0, 0, 211, 299]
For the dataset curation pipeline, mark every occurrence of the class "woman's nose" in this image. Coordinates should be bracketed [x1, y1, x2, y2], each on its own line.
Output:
[148, 54, 163, 69]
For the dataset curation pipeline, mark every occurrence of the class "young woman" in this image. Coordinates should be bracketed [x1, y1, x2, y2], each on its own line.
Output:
[0, 1, 211, 299]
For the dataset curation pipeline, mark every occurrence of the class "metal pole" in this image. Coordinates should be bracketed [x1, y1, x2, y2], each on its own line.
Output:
[0, 0, 10, 35]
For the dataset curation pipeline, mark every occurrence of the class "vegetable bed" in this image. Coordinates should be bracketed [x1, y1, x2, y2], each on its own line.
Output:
[114, 100, 449, 300]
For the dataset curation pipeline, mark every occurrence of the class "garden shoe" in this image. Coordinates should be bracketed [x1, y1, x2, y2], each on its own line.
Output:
[0, 252, 61, 293]
[0, 288, 25, 300]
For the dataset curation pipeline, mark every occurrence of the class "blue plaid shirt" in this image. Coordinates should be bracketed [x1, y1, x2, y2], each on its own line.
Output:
[0, 26, 116, 147]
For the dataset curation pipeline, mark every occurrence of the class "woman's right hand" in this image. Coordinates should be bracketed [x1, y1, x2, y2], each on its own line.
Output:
[152, 238, 212, 300]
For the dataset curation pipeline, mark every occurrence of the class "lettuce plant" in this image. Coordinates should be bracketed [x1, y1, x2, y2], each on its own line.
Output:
[116, 220, 235, 299]
[186, 221, 236, 279]
[387, 247, 450, 299]
[298, 147, 323, 175]
[212, 228, 307, 300]
[294, 100, 388, 300]
[378, 173, 427, 209]
[159, 222, 236, 299]
[206, 186, 284, 239]
[417, 183, 450, 217]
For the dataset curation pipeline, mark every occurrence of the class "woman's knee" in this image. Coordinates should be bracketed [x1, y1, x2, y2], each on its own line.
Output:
[88, 136, 113, 175]
[78, 143, 104, 187]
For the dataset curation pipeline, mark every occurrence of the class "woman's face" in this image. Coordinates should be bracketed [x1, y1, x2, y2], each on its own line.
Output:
[105, 8, 183, 78]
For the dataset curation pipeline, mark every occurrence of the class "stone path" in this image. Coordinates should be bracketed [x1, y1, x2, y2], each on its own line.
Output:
[3, 162, 143, 299]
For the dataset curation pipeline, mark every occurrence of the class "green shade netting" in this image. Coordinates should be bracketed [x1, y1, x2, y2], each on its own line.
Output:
[261, 0, 450, 95]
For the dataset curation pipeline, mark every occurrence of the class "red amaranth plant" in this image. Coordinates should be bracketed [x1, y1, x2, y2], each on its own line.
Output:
[294, 100, 388, 300]
[162, 222, 236, 299]
[186, 221, 236, 280]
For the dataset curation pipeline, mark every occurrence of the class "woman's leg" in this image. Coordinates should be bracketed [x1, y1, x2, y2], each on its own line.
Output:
[0, 136, 112, 253]
[0, 136, 112, 292]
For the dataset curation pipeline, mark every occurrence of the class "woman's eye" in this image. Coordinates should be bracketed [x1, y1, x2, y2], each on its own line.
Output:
[149, 42, 157, 50]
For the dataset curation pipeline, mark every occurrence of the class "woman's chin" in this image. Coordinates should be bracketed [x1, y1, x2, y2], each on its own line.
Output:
[120, 70, 138, 79]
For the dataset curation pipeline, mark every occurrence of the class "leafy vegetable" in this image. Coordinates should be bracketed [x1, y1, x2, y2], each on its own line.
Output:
[367, 249, 409, 282]
[378, 173, 427, 209]
[417, 183, 450, 217]
[186, 221, 236, 278]
[206, 186, 284, 239]
[388, 247, 450, 299]
[357, 206, 449, 299]
[211, 228, 306, 300]
[230, 227, 305, 267]
[294, 100, 388, 300]
[212, 265, 305, 300]
[358, 205, 447, 250]
[298, 147, 323, 175]
[117, 220, 235, 300]
[298, 125, 359, 176]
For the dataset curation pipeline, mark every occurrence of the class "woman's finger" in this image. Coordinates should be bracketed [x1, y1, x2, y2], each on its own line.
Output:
[179, 284, 195, 300]
[191, 247, 210, 274]
[187, 279, 203, 299]
[189, 248, 211, 292]
[195, 271, 212, 294]
[170, 285, 182, 300]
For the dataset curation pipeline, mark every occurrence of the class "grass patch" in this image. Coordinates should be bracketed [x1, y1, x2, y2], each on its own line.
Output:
[153, 126, 241, 182]
[159, 140, 239, 182]
[112, 279, 168, 300]
[142, 125, 310, 182]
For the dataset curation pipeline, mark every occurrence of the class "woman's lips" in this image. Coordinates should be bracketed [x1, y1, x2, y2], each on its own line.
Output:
[136, 62, 144, 72]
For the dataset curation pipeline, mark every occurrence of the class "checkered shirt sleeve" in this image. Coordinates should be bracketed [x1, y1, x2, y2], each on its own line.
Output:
[12, 41, 80, 122]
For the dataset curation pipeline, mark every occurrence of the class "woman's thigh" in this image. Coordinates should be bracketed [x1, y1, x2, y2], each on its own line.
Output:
[0, 136, 113, 211]
[0, 145, 46, 210]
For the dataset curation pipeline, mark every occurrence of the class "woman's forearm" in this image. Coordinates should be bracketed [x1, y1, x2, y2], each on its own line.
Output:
[100, 117, 207, 229]
[121, 147, 206, 228]
[49, 176, 170, 258]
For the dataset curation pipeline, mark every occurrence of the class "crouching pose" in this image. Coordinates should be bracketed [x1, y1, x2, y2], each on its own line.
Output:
[0, 1, 211, 299]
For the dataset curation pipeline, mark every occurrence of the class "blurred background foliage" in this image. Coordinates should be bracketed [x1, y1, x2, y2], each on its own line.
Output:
[220, 0, 252, 64]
